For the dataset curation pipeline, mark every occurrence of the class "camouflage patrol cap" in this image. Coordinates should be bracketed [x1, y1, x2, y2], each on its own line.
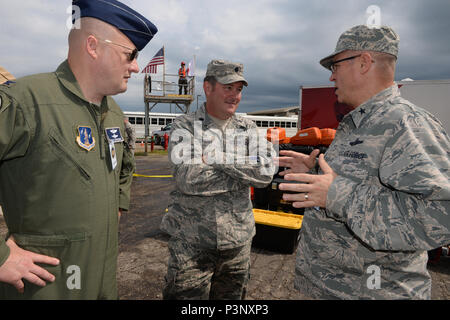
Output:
[320, 25, 400, 70]
[205, 59, 248, 86]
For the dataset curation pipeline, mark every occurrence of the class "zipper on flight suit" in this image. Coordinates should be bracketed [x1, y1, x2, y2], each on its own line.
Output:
[86, 100, 117, 297]
[87, 102, 106, 159]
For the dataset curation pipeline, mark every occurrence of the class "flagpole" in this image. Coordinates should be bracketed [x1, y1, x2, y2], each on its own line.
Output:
[193, 54, 196, 97]
[163, 46, 166, 97]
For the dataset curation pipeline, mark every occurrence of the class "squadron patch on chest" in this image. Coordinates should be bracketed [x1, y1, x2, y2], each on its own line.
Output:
[76, 126, 95, 151]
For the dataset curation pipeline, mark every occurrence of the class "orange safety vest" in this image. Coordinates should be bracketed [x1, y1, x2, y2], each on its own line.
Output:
[178, 67, 186, 78]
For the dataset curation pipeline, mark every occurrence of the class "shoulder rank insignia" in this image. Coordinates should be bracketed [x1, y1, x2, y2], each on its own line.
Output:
[105, 127, 124, 143]
[76, 126, 95, 151]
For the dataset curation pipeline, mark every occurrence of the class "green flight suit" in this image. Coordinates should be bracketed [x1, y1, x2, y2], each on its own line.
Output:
[0, 60, 135, 299]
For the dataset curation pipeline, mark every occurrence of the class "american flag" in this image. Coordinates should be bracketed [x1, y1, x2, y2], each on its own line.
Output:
[141, 47, 164, 74]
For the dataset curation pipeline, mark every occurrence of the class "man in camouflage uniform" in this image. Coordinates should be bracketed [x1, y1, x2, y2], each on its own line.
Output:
[160, 60, 276, 300]
[279, 25, 450, 299]
[124, 117, 136, 155]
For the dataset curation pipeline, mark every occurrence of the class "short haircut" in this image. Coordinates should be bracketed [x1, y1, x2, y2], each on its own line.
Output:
[203, 76, 217, 87]
[371, 51, 397, 70]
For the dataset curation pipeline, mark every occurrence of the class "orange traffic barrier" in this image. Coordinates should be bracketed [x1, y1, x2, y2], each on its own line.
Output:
[290, 127, 321, 146]
[319, 128, 336, 146]
[290, 127, 336, 146]
[266, 127, 290, 144]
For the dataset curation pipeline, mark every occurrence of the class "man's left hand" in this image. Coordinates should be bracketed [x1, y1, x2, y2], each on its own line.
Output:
[279, 154, 337, 208]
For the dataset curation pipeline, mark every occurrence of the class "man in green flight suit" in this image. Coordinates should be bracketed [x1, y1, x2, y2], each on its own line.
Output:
[0, 0, 157, 299]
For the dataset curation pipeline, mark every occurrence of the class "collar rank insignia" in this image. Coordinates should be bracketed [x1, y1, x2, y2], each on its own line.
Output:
[105, 127, 124, 143]
[76, 126, 95, 151]
[349, 138, 364, 146]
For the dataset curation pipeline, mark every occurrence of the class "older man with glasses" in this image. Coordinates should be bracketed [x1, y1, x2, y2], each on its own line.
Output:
[278, 25, 450, 299]
[0, 0, 157, 299]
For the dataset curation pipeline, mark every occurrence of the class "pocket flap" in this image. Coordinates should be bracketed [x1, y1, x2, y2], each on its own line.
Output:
[12, 232, 88, 247]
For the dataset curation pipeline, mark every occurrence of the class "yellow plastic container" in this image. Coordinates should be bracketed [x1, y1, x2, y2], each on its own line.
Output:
[253, 209, 303, 229]
[252, 209, 303, 254]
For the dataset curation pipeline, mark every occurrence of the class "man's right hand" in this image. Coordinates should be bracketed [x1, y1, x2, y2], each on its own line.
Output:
[277, 149, 320, 175]
[0, 237, 60, 293]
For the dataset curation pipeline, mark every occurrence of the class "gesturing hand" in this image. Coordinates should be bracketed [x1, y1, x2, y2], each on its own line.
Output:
[279, 154, 337, 208]
[277, 149, 320, 175]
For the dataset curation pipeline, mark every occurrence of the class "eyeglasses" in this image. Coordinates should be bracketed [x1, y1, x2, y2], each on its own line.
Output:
[330, 54, 361, 73]
[96, 37, 139, 61]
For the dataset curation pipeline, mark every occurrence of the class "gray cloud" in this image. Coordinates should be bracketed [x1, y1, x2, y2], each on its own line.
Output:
[1, 0, 449, 114]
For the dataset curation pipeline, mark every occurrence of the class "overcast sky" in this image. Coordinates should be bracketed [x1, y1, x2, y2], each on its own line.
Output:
[1, 0, 449, 114]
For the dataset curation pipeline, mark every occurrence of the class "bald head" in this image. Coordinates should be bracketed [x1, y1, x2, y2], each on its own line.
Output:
[68, 17, 119, 49]
[370, 51, 397, 82]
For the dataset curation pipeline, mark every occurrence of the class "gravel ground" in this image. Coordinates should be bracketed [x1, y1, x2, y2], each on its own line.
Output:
[0, 152, 449, 300]
[118, 153, 450, 300]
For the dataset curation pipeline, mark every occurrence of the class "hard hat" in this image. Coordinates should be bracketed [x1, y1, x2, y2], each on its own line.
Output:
[181, 61, 185, 65]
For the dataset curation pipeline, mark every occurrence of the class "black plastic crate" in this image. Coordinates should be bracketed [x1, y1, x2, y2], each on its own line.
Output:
[252, 209, 303, 254]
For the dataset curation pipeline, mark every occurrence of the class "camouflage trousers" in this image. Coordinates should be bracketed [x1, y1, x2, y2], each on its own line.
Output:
[163, 238, 252, 300]
[294, 268, 337, 300]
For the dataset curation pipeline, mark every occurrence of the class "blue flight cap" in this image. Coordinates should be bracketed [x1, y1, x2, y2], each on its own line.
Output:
[72, 0, 158, 51]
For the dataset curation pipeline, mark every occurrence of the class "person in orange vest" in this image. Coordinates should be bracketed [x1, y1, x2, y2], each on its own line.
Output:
[178, 61, 187, 95]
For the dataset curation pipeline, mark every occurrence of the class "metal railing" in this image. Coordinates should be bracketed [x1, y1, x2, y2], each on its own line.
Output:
[144, 74, 195, 97]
